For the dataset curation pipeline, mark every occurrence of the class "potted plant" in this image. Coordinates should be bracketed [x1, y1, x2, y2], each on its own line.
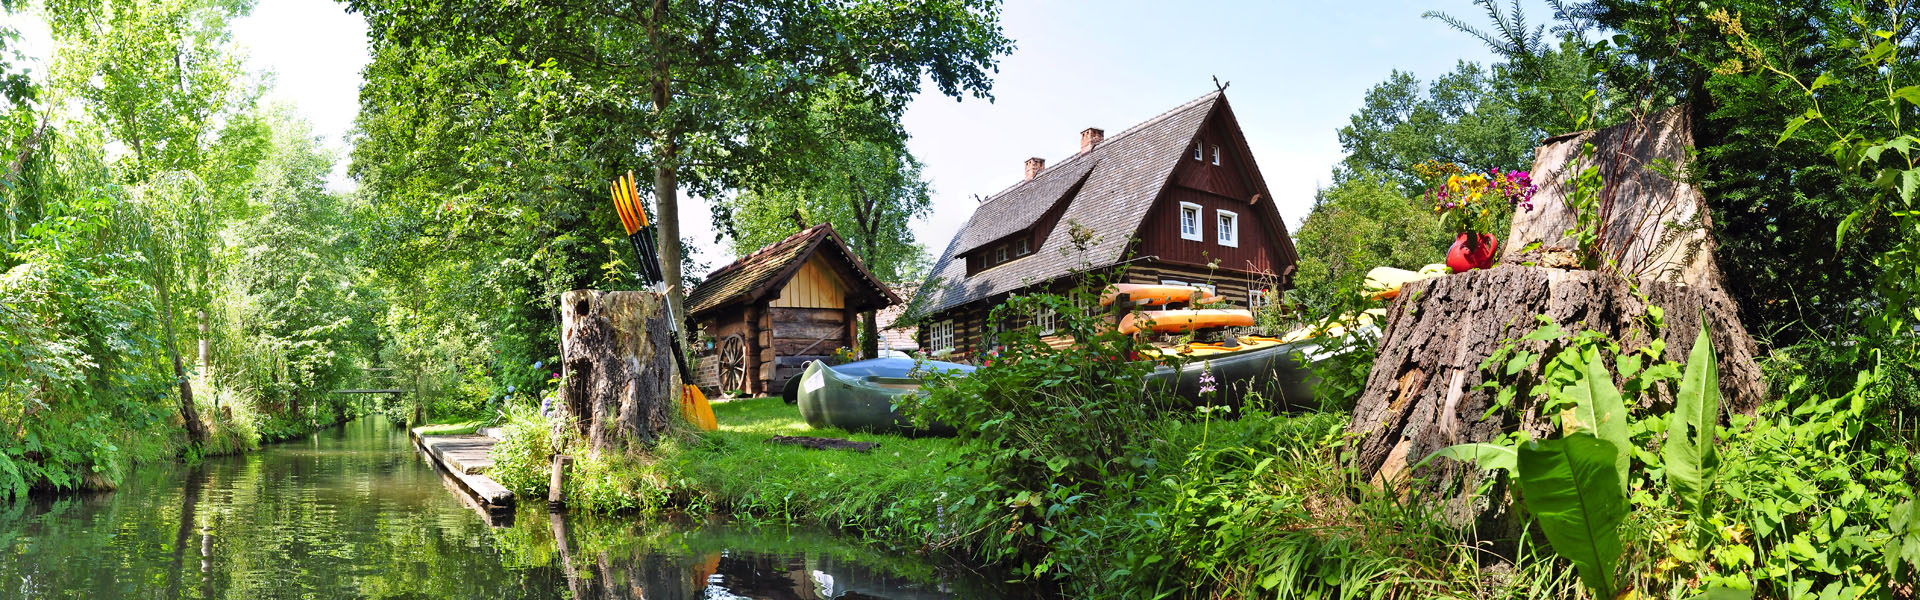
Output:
[1416, 160, 1538, 273]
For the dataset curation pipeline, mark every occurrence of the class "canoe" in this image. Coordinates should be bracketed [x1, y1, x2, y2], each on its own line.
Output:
[1099, 283, 1222, 307]
[789, 357, 974, 436]
[1117, 309, 1256, 334]
[1140, 336, 1323, 409]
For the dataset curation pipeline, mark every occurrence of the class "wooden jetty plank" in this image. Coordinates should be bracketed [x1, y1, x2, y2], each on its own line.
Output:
[410, 429, 515, 509]
[419, 434, 495, 475]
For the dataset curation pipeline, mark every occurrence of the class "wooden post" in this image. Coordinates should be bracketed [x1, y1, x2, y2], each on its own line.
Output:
[556, 290, 676, 459]
[547, 454, 571, 506]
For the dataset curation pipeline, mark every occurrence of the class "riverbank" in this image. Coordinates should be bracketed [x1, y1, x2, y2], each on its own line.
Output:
[489, 397, 1413, 598]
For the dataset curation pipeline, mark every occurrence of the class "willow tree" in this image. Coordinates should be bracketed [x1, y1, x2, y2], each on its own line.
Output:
[346, 0, 1011, 335]
[48, 0, 255, 445]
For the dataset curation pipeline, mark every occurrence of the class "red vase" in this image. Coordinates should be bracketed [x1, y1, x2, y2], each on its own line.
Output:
[1446, 233, 1499, 273]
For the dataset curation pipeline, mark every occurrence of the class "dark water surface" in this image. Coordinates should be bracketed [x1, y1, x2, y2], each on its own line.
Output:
[0, 419, 1018, 599]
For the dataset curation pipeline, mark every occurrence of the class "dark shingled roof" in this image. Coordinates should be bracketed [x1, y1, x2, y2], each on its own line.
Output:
[951, 158, 1098, 255]
[686, 223, 899, 317]
[913, 91, 1225, 316]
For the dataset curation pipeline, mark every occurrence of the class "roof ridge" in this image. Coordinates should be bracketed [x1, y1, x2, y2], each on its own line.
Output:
[701, 223, 829, 281]
[976, 90, 1221, 205]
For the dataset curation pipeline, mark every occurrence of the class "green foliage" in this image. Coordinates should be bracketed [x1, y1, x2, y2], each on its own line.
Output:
[1516, 434, 1627, 599]
[1665, 316, 1721, 517]
[900, 289, 1168, 575]
[1336, 62, 1557, 193]
[1289, 172, 1447, 300]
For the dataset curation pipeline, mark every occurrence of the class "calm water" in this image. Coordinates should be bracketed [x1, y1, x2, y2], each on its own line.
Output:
[0, 419, 1019, 599]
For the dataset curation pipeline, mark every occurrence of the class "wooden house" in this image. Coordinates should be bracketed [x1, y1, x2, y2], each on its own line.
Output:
[687, 224, 899, 396]
[911, 91, 1299, 361]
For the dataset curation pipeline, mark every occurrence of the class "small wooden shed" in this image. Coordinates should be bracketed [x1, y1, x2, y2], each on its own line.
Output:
[686, 224, 899, 396]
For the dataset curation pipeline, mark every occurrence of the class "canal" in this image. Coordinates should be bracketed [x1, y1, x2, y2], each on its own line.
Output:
[0, 418, 1020, 599]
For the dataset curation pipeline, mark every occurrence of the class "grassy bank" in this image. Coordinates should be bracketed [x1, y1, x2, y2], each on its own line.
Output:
[491, 397, 1581, 598]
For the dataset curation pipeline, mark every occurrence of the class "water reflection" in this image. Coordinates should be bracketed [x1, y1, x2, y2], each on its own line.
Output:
[0, 419, 1020, 600]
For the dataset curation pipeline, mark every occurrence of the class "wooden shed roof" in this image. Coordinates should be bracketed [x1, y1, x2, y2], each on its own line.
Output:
[686, 223, 900, 317]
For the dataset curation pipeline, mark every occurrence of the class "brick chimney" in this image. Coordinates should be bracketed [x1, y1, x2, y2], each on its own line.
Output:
[1024, 157, 1045, 181]
[1080, 127, 1104, 154]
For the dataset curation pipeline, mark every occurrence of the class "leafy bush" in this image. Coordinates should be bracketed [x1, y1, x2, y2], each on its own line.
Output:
[488, 404, 561, 497]
[900, 290, 1172, 576]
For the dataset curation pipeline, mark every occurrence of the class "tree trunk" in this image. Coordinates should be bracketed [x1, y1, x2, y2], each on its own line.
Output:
[646, 3, 687, 351]
[157, 282, 206, 446]
[555, 290, 676, 459]
[860, 310, 879, 359]
[197, 309, 210, 397]
[1345, 266, 1764, 535]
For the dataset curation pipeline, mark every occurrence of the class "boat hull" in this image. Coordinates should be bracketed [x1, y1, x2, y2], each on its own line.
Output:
[792, 358, 972, 436]
[1144, 339, 1323, 409]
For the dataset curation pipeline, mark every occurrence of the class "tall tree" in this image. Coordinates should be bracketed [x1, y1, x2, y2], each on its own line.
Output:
[720, 137, 931, 358]
[1288, 173, 1447, 306]
[346, 0, 1011, 341]
[47, 0, 256, 445]
[1336, 62, 1546, 193]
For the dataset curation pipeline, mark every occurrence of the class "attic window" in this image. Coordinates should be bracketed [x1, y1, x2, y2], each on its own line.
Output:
[1193, 142, 1203, 161]
[1179, 202, 1203, 241]
[1014, 238, 1031, 256]
[1212, 145, 1221, 165]
[994, 245, 1009, 265]
[1218, 210, 1239, 247]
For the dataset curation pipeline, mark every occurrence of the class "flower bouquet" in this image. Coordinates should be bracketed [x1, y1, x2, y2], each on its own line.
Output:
[1415, 160, 1538, 272]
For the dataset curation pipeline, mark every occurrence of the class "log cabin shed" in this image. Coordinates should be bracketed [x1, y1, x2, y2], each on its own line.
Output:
[686, 223, 899, 396]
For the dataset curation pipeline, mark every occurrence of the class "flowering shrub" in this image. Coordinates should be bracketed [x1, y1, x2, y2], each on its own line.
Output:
[1414, 160, 1538, 236]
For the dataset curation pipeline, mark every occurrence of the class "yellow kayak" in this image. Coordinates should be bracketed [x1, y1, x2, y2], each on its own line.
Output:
[1100, 283, 1223, 307]
[1118, 309, 1256, 335]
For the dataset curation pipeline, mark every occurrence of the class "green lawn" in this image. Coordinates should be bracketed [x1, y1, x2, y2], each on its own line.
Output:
[411, 418, 485, 437]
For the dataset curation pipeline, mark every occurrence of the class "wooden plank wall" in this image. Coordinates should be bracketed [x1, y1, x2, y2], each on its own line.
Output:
[768, 255, 848, 309]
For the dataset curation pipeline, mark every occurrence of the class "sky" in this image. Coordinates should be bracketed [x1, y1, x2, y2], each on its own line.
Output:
[11, 0, 1546, 273]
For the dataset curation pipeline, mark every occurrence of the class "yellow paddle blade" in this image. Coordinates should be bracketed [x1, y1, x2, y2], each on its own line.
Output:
[611, 182, 636, 235]
[680, 385, 717, 431]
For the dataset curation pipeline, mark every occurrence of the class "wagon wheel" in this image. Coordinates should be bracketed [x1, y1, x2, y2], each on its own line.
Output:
[717, 334, 748, 394]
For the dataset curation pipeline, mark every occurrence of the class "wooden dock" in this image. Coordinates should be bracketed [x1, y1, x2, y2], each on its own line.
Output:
[410, 428, 515, 515]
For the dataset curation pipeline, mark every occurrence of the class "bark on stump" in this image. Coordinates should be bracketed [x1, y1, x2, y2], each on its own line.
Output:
[1344, 266, 1765, 534]
[556, 290, 677, 459]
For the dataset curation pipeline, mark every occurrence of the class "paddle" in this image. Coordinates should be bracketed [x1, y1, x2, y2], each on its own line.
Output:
[609, 171, 717, 431]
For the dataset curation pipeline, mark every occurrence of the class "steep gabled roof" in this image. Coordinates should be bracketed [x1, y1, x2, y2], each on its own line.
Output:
[687, 223, 900, 317]
[912, 91, 1226, 316]
[951, 159, 1098, 255]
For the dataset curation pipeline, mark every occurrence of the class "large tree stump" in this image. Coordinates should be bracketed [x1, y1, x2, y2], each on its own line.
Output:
[1345, 266, 1765, 531]
[556, 290, 677, 459]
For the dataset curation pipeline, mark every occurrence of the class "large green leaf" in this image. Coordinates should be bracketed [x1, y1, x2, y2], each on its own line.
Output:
[1419, 443, 1518, 474]
[1663, 315, 1721, 516]
[1518, 434, 1625, 599]
[1557, 348, 1631, 494]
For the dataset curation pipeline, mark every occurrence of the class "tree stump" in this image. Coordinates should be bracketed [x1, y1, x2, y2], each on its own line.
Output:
[556, 290, 677, 459]
[1344, 266, 1765, 532]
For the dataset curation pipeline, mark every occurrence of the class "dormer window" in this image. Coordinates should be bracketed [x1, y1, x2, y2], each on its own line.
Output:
[1179, 202, 1202, 241]
[1193, 142, 1203, 161]
[1212, 145, 1221, 165]
[1014, 238, 1030, 256]
[1217, 210, 1239, 247]
[994, 245, 1008, 264]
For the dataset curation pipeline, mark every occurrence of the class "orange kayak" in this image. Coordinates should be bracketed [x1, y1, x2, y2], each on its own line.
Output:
[1118, 309, 1255, 334]
[1100, 283, 1223, 307]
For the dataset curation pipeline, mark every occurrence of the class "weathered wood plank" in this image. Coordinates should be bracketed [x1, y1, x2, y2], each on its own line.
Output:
[767, 306, 847, 324]
[771, 320, 845, 341]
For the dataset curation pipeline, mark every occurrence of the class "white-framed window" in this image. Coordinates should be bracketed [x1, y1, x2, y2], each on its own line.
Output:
[1014, 238, 1030, 256]
[1193, 142, 1204, 161]
[994, 245, 1008, 264]
[1211, 144, 1221, 165]
[1035, 306, 1058, 334]
[1250, 288, 1272, 310]
[1217, 210, 1239, 247]
[1179, 201, 1203, 241]
[930, 320, 955, 352]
